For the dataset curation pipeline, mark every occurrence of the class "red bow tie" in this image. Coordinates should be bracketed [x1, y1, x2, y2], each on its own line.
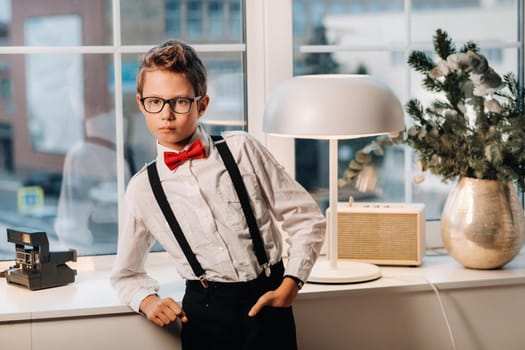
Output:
[164, 139, 206, 170]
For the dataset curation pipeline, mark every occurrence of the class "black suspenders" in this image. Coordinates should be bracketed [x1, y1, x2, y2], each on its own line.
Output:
[147, 135, 270, 288]
[147, 163, 207, 285]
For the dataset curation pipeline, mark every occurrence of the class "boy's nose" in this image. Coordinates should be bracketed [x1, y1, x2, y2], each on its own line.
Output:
[159, 104, 176, 120]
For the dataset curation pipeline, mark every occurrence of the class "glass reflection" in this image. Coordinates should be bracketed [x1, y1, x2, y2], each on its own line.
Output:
[1, 0, 113, 46]
[54, 110, 129, 254]
[0, 53, 120, 260]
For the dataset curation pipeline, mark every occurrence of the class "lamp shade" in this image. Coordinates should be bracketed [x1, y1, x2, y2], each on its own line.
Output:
[263, 74, 405, 139]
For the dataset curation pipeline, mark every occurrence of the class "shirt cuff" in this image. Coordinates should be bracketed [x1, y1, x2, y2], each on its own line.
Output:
[284, 256, 314, 283]
[130, 289, 159, 313]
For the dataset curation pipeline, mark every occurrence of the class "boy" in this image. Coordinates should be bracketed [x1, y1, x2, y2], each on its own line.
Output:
[110, 39, 326, 350]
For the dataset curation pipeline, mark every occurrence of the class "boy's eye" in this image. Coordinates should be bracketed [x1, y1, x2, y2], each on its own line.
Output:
[175, 98, 190, 107]
[143, 98, 163, 109]
[148, 98, 163, 106]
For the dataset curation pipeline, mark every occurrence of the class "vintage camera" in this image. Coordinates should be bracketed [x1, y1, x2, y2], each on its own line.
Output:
[5, 227, 77, 290]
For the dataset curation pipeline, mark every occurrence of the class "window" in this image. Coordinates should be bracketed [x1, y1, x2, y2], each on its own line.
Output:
[0, 63, 10, 101]
[166, 0, 182, 37]
[0, 0, 245, 260]
[0, 0, 522, 260]
[292, 0, 523, 219]
[208, 2, 224, 38]
[187, 1, 203, 39]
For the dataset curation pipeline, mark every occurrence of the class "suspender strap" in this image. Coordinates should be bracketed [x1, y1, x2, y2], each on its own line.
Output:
[211, 135, 270, 277]
[146, 162, 208, 287]
[146, 135, 271, 285]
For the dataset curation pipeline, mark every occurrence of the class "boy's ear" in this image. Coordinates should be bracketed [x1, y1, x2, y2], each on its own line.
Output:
[197, 95, 210, 117]
[136, 94, 144, 112]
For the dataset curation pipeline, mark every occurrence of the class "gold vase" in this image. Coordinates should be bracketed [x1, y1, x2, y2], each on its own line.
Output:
[441, 177, 525, 269]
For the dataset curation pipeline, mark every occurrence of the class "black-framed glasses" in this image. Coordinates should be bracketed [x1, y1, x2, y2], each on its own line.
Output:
[140, 96, 202, 114]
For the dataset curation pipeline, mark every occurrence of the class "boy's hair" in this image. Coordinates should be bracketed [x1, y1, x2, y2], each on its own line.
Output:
[136, 39, 207, 97]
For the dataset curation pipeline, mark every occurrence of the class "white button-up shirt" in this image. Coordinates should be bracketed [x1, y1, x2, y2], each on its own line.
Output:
[111, 126, 326, 312]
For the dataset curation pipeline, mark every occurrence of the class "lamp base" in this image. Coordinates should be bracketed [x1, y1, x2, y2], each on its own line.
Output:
[308, 259, 381, 284]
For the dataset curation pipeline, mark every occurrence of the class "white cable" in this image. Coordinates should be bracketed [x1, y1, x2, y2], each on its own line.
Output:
[387, 273, 457, 350]
[423, 277, 457, 350]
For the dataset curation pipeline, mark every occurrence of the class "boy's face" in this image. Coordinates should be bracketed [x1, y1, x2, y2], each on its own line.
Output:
[137, 70, 209, 150]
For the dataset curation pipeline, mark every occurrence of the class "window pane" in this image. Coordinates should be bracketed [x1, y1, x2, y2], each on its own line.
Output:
[187, 1, 203, 39]
[166, 0, 182, 37]
[293, 0, 521, 221]
[411, 0, 518, 43]
[293, 0, 405, 47]
[0, 0, 247, 260]
[122, 0, 243, 45]
[208, 2, 224, 39]
[200, 52, 246, 134]
[230, 2, 242, 39]
[0, 52, 123, 260]
[55, 107, 123, 256]
[3, 0, 112, 46]
[202, 72, 246, 132]
[26, 53, 84, 154]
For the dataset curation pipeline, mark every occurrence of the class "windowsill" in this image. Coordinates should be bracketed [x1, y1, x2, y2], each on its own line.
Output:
[1, 249, 524, 323]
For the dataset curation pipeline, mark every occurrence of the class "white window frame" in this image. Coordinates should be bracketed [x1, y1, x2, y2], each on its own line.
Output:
[0, 0, 523, 255]
[245, 0, 295, 177]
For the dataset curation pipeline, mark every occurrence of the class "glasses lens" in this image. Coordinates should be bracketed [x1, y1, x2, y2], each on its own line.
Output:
[169, 98, 192, 114]
[143, 97, 164, 113]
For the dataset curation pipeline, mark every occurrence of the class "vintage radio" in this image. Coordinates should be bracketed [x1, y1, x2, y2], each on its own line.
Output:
[326, 201, 425, 266]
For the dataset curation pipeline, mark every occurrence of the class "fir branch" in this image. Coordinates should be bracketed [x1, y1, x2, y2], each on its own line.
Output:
[429, 100, 453, 112]
[460, 41, 479, 54]
[341, 29, 525, 192]
[443, 74, 466, 107]
[502, 73, 524, 114]
[405, 99, 424, 119]
[407, 51, 435, 74]
[422, 75, 443, 92]
[433, 29, 455, 60]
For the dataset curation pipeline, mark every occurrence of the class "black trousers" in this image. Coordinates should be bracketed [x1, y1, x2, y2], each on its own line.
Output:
[181, 261, 298, 350]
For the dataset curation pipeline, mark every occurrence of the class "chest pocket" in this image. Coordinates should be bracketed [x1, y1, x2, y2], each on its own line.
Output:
[216, 171, 270, 232]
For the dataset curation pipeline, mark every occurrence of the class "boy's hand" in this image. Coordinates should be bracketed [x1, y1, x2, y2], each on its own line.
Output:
[139, 294, 188, 327]
[248, 277, 299, 317]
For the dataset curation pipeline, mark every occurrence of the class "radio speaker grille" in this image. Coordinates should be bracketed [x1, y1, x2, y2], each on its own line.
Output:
[327, 203, 425, 266]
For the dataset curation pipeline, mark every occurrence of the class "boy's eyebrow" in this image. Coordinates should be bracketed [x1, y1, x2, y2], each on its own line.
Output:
[141, 93, 196, 98]
[142, 95, 197, 99]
